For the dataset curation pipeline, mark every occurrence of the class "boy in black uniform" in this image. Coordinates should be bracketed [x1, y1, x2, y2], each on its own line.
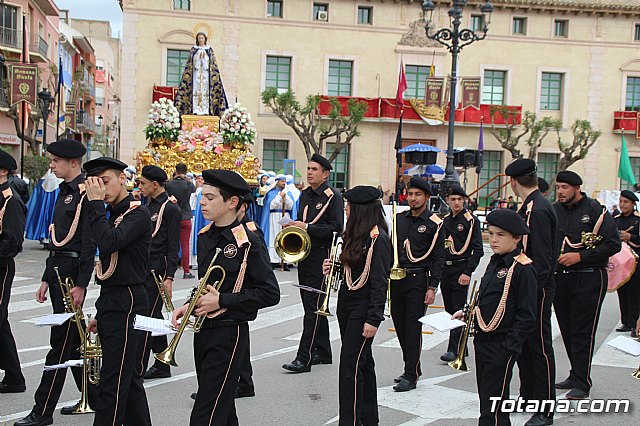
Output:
[172, 169, 279, 426]
[282, 154, 344, 373]
[613, 190, 640, 336]
[454, 209, 536, 426]
[137, 165, 181, 380]
[83, 157, 152, 426]
[392, 177, 444, 391]
[440, 184, 483, 363]
[0, 150, 26, 395]
[553, 170, 620, 400]
[506, 158, 558, 426]
[324, 186, 390, 426]
[16, 140, 98, 426]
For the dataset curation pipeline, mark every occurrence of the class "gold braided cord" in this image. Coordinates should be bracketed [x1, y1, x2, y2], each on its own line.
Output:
[344, 235, 378, 291]
[522, 201, 533, 253]
[475, 260, 517, 332]
[50, 194, 86, 248]
[94, 205, 139, 281]
[0, 192, 12, 234]
[446, 219, 475, 256]
[302, 192, 334, 225]
[404, 222, 443, 263]
[207, 241, 251, 319]
[560, 207, 606, 252]
[151, 200, 170, 238]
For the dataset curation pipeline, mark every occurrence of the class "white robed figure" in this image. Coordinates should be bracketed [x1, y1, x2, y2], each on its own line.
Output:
[260, 175, 296, 263]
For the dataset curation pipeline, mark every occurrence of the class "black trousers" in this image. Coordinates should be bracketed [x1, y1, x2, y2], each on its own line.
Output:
[554, 269, 607, 393]
[390, 272, 427, 382]
[191, 322, 248, 426]
[93, 285, 151, 426]
[337, 298, 378, 426]
[0, 258, 24, 386]
[33, 256, 97, 417]
[441, 263, 470, 354]
[237, 332, 254, 392]
[517, 285, 556, 417]
[474, 334, 517, 426]
[617, 268, 640, 328]
[139, 278, 170, 374]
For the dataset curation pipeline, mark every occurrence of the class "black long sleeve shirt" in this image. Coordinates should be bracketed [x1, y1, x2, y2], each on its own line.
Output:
[42, 174, 97, 287]
[165, 177, 195, 220]
[197, 220, 280, 322]
[0, 182, 26, 260]
[87, 194, 151, 288]
[297, 181, 344, 247]
[518, 190, 558, 291]
[147, 191, 181, 279]
[443, 209, 483, 276]
[396, 209, 444, 287]
[553, 194, 621, 271]
[614, 211, 640, 254]
[474, 248, 537, 355]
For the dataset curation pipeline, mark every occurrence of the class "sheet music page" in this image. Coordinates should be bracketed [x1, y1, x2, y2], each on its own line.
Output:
[606, 336, 640, 356]
[134, 314, 174, 336]
[419, 311, 466, 332]
[35, 313, 75, 326]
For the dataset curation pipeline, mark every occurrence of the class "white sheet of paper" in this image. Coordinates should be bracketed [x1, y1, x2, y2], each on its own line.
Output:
[134, 314, 175, 336]
[35, 313, 75, 326]
[278, 216, 293, 226]
[606, 335, 640, 356]
[43, 359, 83, 371]
[419, 311, 466, 332]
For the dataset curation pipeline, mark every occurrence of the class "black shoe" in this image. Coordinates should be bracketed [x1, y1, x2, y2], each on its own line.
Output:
[61, 401, 91, 415]
[183, 272, 195, 279]
[555, 378, 573, 389]
[393, 378, 417, 392]
[0, 382, 25, 393]
[282, 360, 311, 373]
[235, 387, 255, 398]
[393, 374, 405, 384]
[525, 413, 554, 426]
[632, 329, 638, 338]
[566, 388, 589, 400]
[311, 353, 332, 365]
[144, 366, 171, 380]
[14, 413, 53, 426]
[616, 325, 633, 332]
[440, 351, 456, 362]
[190, 392, 197, 400]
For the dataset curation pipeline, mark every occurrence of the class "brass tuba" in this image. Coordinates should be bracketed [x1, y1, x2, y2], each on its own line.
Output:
[155, 248, 226, 367]
[390, 202, 407, 280]
[316, 232, 343, 316]
[275, 226, 311, 263]
[151, 269, 175, 313]
[449, 280, 479, 372]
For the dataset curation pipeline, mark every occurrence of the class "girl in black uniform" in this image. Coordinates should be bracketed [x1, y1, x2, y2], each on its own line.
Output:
[324, 185, 391, 426]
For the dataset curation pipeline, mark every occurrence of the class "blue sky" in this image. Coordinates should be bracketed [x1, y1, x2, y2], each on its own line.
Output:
[56, 0, 123, 38]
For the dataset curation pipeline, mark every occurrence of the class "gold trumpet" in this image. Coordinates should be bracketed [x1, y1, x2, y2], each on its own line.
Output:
[449, 280, 479, 372]
[316, 232, 343, 316]
[390, 202, 406, 281]
[151, 269, 175, 313]
[155, 248, 226, 367]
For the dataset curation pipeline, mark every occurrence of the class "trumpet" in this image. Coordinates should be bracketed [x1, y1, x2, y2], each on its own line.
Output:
[316, 232, 343, 317]
[275, 226, 311, 263]
[449, 280, 479, 372]
[155, 248, 226, 367]
[151, 269, 175, 313]
[54, 267, 88, 348]
[390, 202, 406, 281]
[383, 278, 391, 318]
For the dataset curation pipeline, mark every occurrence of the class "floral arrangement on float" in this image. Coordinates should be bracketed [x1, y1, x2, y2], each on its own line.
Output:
[219, 103, 257, 148]
[144, 98, 181, 144]
[176, 122, 224, 154]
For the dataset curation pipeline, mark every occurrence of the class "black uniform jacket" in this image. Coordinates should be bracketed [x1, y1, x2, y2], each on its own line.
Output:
[147, 191, 181, 279]
[241, 217, 265, 246]
[396, 208, 444, 287]
[443, 209, 483, 275]
[474, 249, 537, 356]
[297, 181, 344, 248]
[518, 189, 558, 291]
[43, 174, 97, 287]
[0, 182, 26, 260]
[165, 177, 195, 220]
[614, 211, 640, 255]
[87, 194, 152, 287]
[338, 228, 391, 329]
[197, 220, 280, 323]
[553, 194, 621, 271]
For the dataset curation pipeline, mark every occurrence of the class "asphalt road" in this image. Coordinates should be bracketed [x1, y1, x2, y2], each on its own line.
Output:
[1, 240, 639, 425]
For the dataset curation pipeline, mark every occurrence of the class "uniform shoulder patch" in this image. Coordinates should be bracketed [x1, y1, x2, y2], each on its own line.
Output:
[130, 200, 141, 209]
[463, 211, 473, 221]
[429, 214, 443, 225]
[2, 188, 12, 198]
[634, 212, 640, 218]
[231, 224, 250, 246]
[323, 187, 333, 198]
[370, 225, 379, 238]
[515, 253, 533, 265]
[246, 221, 257, 232]
[198, 223, 213, 235]
[78, 183, 86, 194]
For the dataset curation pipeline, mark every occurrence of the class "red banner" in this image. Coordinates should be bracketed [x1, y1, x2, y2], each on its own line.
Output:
[461, 78, 481, 109]
[425, 77, 445, 108]
[11, 64, 39, 107]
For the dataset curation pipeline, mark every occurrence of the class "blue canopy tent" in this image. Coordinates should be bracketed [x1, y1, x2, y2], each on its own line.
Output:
[398, 144, 441, 165]
[403, 164, 445, 177]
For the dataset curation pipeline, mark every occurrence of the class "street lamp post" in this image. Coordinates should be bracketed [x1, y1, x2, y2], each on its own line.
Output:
[38, 88, 54, 152]
[422, 0, 493, 208]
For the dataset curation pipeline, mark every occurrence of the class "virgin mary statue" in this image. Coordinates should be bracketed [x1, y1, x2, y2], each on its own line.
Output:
[174, 31, 228, 117]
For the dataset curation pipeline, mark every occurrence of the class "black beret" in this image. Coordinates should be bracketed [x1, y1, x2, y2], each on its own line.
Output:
[0, 150, 17, 171]
[408, 177, 433, 196]
[486, 209, 530, 235]
[83, 157, 127, 177]
[141, 165, 168, 184]
[46, 139, 86, 158]
[202, 169, 249, 197]
[243, 191, 255, 205]
[344, 185, 381, 204]
[309, 153, 332, 171]
[446, 184, 467, 198]
[620, 190, 639, 203]
[505, 159, 537, 177]
[537, 177, 549, 193]
[556, 170, 582, 186]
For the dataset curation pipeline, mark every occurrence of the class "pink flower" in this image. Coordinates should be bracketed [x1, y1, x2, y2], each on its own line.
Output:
[214, 145, 224, 154]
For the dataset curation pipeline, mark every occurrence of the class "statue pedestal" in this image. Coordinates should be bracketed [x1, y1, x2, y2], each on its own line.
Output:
[182, 114, 220, 132]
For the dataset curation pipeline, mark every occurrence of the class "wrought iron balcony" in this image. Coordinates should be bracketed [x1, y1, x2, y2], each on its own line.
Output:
[29, 35, 48, 59]
[0, 26, 22, 49]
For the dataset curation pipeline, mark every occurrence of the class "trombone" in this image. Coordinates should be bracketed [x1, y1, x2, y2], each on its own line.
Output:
[449, 280, 479, 372]
[151, 269, 175, 313]
[155, 248, 226, 367]
[390, 202, 406, 281]
[316, 232, 343, 316]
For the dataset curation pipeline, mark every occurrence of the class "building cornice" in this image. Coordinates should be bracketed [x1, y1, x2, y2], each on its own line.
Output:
[428, 0, 640, 15]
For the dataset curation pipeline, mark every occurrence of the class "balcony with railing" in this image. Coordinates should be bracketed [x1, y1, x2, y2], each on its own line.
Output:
[82, 72, 95, 99]
[29, 35, 48, 61]
[0, 26, 22, 50]
[76, 110, 95, 134]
